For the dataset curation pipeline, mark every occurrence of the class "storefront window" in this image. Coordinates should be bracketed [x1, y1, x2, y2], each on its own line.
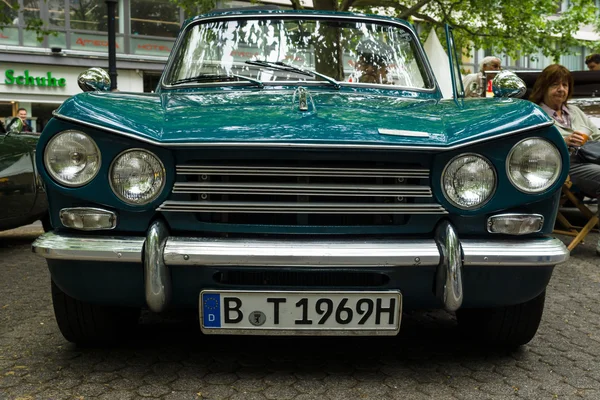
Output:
[1, 0, 19, 25]
[0, 27, 19, 46]
[20, 0, 42, 47]
[48, 32, 67, 49]
[22, 0, 41, 24]
[48, 0, 66, 28]
[130, 0, 180, 38]
[70, 0, 119, 32]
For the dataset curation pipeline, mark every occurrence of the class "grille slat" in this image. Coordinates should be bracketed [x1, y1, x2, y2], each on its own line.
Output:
[177, 165, 429, 178]
[158, 201, 446, 214]
[158, 164, 448, 225]
[172, 182, 432, 197]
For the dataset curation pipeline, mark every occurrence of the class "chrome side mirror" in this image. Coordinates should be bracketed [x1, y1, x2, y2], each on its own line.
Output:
[5, 117, 23, 134]
[77, 68, 111, 92]
[492, 70, 527, 98]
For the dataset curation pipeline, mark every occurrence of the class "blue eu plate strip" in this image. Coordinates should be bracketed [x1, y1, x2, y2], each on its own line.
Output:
[202, 293, 221, 328]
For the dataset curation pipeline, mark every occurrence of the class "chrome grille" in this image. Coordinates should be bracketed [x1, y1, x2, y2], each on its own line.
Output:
[157, 164, 447, 224]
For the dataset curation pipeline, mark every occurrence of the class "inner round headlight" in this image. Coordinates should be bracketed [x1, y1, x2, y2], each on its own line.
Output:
[442, 154, 496, 209]
[507, 138, 561, 193]
[43, 130, 101, 187]
[109, 149, 165, 205]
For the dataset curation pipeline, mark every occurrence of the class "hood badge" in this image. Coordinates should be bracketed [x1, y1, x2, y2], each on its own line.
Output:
[378, 128, 430, 137]
[292, 87, 315, 112]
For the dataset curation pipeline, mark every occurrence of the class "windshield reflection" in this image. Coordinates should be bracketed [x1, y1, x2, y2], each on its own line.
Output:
[165, 17, 433, 90]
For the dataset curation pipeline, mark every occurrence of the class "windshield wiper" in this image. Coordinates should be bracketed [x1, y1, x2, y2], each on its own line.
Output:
[171, 73, 264, 88]
[245, 60, 340, 90]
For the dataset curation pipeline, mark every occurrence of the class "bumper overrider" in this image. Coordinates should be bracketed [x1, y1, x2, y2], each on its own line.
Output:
[32, 220, 569, 313]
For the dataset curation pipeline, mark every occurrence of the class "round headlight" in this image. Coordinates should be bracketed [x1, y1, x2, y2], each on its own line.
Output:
[507, 138, 561, 193]
[43, 130, 101, 187]
[110, 149, 165, 205]
[442, 154, 496, 209]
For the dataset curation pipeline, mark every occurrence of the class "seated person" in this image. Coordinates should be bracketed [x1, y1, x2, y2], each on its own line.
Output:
[585, 54, 600, 71]
[463, 56, 501, 97]
[529, 64, 600, 255]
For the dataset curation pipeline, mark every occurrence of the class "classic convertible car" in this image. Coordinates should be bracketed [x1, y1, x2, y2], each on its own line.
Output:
[1, 118, 48, 232]
[32, 9, 570, 347]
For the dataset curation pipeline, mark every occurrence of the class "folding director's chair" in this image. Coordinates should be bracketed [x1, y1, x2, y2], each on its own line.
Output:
[553, 176, 599, 251]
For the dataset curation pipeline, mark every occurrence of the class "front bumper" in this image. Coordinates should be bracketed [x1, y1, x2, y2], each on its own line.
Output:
[32, 220, 569, 313]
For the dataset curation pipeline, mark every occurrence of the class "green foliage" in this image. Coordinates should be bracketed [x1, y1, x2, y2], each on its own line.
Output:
[174, 0, 218, 15]
[171, 0, 600, 63]
[352, 0, 600, 63]
[0, 0, 57, 43]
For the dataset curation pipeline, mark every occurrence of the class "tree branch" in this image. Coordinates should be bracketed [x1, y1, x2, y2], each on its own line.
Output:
[352, 0, 404, 9]
[289, 0, 303, 9]
[313, 0, 337, 10]
[340, 0, 356, 11]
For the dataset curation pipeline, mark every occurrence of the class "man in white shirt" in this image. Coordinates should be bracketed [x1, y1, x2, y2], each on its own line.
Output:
[463, 56, 501, 97]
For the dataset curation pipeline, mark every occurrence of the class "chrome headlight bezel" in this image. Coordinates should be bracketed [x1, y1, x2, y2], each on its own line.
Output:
[441, 153, 497, 210]
[506, 137, 562, 194]
[43, 130, 101, 187]
[109, 148, 166, 206]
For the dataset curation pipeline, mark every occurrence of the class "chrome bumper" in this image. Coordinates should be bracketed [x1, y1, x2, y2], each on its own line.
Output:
[32, 221, 569, 313]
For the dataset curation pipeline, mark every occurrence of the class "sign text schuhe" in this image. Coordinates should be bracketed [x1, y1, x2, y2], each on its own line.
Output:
[4, 70, 66, 87]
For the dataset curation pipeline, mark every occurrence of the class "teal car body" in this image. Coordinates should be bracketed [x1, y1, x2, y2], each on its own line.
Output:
[33, 9, 570, 347]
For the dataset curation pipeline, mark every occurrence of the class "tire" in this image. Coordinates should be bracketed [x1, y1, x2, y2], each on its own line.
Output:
[456, 291, 546, 348]
[51, 280, 140, 346]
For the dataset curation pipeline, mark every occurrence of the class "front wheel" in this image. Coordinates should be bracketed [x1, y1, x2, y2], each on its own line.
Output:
[51, 280, 140, 346]
[456, 291, 546, 348]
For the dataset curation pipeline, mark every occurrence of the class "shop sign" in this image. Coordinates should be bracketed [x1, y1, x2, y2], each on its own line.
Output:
[76, 37, 120, 48]
[4, 70, 67, 87]
[131, 37, 174, 56]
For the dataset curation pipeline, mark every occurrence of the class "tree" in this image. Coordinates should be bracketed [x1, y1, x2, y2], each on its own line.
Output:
[0, 1, 57, 43]
[171, 0, 600, 62]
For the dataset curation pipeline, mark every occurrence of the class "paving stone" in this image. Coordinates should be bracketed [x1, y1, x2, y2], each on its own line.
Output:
[163, 391, 201, 400]
[293, 379, 327, 394]
[263, 372, 297, 386]
[108, 378, 142, 391]
[98, 390, 136, 400]
[74, 382, 111, 397]
[263, 385, 298, 400]
[203, 372, 238, 385]
[198, 384, 236, 399]
[229, 392, 268, 400]
[136, 383, 171, 397]
[232, 378, 267, 393]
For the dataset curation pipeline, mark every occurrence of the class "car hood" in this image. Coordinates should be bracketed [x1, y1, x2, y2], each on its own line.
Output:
[56, 89, 551, 148]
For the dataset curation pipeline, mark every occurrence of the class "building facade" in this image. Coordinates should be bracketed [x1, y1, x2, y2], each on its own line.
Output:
[0, 0, 190, 132]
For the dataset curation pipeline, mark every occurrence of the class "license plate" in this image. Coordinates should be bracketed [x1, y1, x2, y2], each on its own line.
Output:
[199, 290, 402, 335]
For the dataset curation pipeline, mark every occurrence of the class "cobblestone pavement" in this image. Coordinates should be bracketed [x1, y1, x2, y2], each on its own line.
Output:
[1, 224, 599, 400]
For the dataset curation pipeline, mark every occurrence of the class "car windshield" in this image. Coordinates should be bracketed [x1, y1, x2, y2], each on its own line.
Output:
[165, 16, 434, 90]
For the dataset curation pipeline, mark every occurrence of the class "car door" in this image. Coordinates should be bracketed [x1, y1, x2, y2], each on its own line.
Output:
[444, 25, 465, 99]
[0, 132, 38, 221]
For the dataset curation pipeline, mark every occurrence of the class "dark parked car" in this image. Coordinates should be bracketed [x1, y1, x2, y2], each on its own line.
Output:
[570, 97, 600, 128]
[1, 118, 48, 232]
[32, 9, 570, 348]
